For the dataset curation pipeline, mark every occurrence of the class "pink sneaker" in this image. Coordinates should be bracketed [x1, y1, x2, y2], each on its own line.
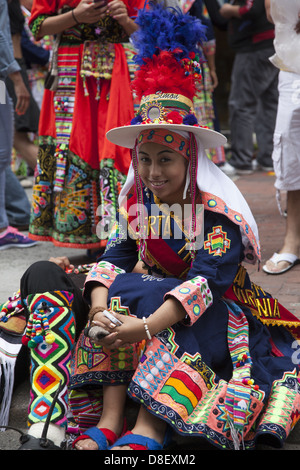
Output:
[0, 226, 37, 250]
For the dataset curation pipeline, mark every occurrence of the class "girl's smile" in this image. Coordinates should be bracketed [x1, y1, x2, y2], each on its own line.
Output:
[138, 142, 189, 206]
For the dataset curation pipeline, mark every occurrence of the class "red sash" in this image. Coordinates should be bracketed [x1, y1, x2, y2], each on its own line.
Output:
[124, 193, 190, 277]
[143, 237, 190, 277]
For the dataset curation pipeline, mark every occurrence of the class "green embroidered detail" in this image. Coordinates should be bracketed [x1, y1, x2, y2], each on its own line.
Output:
[29, 15, 51, 40]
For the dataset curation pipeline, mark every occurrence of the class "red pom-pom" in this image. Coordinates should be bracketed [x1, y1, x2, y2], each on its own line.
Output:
[22, 336, 30, 346]
[166, 111, 183, 124]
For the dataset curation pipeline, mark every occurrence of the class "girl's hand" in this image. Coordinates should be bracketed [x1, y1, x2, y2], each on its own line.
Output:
[9, 72, 30, 115]
[49, 256, 74, 271]
[73, 0, 109, 24]
[92, 310, 146, 348]
[219, 4, 240, 19]
[210, 69, 218, 90]
[107, 0, 129, 27]
[107, 0, 138, 35]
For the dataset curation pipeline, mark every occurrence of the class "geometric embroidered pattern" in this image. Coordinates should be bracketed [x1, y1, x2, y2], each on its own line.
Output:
[134, 340, 177, 394]
[165, 276, 213, 326]
[259, 371, 300, 432]
[25, 291, 76, 428]
[204, 225, 231, 256]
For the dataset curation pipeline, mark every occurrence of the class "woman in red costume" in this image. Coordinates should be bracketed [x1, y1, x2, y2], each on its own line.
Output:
[28, 0, 144, 250]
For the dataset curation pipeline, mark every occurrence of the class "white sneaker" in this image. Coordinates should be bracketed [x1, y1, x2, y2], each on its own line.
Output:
[220, 162, 237, 176]
[20, 178, 33, 188]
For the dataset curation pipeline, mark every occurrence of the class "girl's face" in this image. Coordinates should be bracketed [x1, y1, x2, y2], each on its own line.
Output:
[138, 142, 188, 206]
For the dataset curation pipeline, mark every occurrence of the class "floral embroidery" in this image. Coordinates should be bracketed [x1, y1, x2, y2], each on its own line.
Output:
[85, 261, 125, 290]
[164, 276, 213, 325]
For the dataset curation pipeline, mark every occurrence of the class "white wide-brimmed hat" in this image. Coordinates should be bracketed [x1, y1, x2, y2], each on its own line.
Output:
[107, 122, 227, 150]
[106, 93, 227, 149]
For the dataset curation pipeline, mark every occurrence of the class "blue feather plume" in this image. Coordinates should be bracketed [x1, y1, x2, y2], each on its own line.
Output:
[131, 1, 207, 66]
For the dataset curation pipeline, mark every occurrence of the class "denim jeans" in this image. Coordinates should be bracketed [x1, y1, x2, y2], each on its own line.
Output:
[0, 89, 31, 229]
[0, 90, 13, 230]
[5, 166, 31, 227]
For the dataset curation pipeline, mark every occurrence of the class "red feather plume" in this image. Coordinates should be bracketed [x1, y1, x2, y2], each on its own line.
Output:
[131, 51, 196, 101]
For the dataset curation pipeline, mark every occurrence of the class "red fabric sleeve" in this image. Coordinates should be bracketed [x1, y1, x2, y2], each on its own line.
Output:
[124, 0, 147, 17]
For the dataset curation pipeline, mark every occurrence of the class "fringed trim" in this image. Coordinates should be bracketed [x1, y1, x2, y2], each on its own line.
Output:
[0, 331, 22, 428]
[227, 418, 245, 450]
[250, 308, 300, 329]
[0, 360, 15, 428]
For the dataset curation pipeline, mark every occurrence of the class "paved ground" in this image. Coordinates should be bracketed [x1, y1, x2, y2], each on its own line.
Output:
[0, 170, 300, 451]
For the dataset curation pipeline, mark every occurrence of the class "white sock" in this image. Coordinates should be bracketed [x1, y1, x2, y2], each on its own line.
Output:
[28, 422, 65, 446]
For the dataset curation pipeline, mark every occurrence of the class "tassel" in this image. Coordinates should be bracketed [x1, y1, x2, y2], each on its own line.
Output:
[22, 309, 56, 349]
[227, 418, 242, 450]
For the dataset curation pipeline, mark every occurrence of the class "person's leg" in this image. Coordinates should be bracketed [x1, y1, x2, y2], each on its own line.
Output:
[263, 71, 300, 273]
[21, 260, 88, 343]
[74, 384, 128, 450]
[0, 91, 36, 248]
[20, 261, 89, 447]
[0, 167, 9, 231]
[264, 190, 300, 273]
[228, 52, 257, 171]
[13, 130, 38, 171]
[254, 49, 279, 169]
[5, 166, 31, 229]
[0, 91, 14, 231]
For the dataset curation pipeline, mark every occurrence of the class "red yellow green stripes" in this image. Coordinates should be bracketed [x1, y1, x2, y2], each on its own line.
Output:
[160, 370, 202, 415]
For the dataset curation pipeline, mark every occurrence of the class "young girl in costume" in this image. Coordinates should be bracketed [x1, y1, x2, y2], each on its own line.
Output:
[6, 2, 300, 451]
[68, 4, 300, 450]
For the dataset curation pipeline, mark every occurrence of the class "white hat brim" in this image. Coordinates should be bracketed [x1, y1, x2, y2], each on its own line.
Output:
[106, 123, 227, 149]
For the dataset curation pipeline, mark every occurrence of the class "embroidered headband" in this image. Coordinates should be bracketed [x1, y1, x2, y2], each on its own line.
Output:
[137, 129, 190, 160]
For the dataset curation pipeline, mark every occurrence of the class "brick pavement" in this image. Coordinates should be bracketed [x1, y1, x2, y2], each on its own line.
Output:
[235, 170, 300, 319]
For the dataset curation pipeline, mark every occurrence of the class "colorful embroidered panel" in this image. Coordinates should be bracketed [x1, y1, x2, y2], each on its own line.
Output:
[84, 261, 126, 292]
[164, 275, 213, 325]
[24, 291, 76, 428]
[29, 137, 101, 248]
[129, 337, 265, 450]
[204, 225, 231, 257]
